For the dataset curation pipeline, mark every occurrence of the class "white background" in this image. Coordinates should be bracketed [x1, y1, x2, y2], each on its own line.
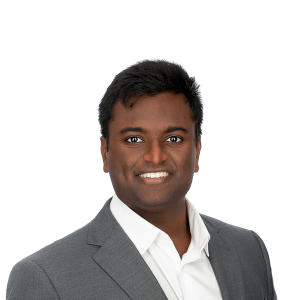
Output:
[1, 0, 299, 298]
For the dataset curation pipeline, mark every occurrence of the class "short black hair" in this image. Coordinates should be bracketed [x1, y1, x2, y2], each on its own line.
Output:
[98, 60, 203, 148]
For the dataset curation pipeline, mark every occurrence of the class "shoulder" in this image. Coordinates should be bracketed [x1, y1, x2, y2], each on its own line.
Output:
[201, 214, 277, 299]
[200, 214, 271, 260]
[7, 224, 96, 299]
[7, 221, 106, 299]
[9, 222, 90, 265]
[200, 213, 271, 272]
[7, 258, 60, 300]
[201, 213, 250, 233]
[13, 197, 114, 268]
[24, 223, 91, 266]
[201, 213, 260, 241]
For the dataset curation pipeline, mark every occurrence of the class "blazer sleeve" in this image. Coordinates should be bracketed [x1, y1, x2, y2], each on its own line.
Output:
[6, 259, 60, 300]
[251, 231, 277, 300]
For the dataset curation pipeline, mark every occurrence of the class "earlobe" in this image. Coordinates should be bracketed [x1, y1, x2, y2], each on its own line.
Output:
[194, 138, 201, 173]
[100, 137, 109, 173]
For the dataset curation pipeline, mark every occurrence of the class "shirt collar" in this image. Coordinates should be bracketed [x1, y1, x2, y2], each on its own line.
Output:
[186, 198, 210, 256]
[110, 194, 210, 257]
[110, 194, 161, 255]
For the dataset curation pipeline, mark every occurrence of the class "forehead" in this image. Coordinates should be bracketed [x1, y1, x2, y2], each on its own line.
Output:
[109, 92, 195, 133]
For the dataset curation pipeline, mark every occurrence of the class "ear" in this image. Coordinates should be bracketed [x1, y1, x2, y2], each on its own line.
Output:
[100, 137, 109, 173]
[194, 138, 201, 173]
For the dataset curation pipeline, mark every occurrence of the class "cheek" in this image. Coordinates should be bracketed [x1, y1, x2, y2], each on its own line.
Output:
[177, 148, 196, 173]
[108, 149, 135, 180]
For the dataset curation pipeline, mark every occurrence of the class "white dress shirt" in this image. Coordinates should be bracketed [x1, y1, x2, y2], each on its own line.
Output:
[110, 194, 223, 300]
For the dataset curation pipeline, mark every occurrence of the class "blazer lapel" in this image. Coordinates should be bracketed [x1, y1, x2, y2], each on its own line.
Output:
[203, 216, 247, 300]
[87, 199, 167, 300]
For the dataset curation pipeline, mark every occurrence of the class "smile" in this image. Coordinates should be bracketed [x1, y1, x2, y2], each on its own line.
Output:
[139, 172, 169, 178]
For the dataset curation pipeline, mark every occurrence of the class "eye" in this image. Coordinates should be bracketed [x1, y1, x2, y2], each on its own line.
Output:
[125, 136, 143, 143]
[165, 136, 183, 143]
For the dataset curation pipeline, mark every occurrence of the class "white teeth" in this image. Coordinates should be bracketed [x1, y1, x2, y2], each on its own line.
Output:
[139, 172, 169, 178]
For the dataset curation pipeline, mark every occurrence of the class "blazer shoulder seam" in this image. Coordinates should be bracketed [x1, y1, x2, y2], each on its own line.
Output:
[27, 259, 61, 300]
[250, 230, 270, 298]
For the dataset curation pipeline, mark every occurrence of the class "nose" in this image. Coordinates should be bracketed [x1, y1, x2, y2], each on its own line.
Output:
[143, 140, 167, 165]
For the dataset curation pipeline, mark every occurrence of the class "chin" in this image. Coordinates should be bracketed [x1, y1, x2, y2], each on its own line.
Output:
[134, 191, 177, 209]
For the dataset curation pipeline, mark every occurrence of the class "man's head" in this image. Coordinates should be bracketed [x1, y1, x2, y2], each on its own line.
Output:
[98, 60, 203, 149]
[98, 60, 203, 213]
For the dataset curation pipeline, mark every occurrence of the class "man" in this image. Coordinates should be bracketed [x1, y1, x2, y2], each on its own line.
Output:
[7, 60, 277, 299]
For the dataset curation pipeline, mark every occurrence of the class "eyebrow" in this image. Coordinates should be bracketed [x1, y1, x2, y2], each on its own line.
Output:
[118, 126, 188, 135]
[119, 127, 147, 134]
[164, 126, 188, 134]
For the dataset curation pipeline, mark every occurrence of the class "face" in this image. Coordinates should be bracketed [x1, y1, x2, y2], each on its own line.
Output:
[100, 92, 201, 213]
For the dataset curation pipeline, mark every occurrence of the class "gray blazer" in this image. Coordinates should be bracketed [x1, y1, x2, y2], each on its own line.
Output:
[7, 198, 277, 300]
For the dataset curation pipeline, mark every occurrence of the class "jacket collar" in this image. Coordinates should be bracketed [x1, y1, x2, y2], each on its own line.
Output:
[201, 214, 247, 300]
[87, 198, 246, 300]
[87, 198, 117, 247]
[87, 198, 167, 300]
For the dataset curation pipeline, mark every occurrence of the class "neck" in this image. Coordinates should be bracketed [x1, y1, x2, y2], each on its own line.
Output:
[131, 198, 192, 258]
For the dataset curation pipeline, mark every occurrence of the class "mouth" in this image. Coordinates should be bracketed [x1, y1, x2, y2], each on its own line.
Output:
[139, 171, 169, 178]
[137, 171, 170, 184]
